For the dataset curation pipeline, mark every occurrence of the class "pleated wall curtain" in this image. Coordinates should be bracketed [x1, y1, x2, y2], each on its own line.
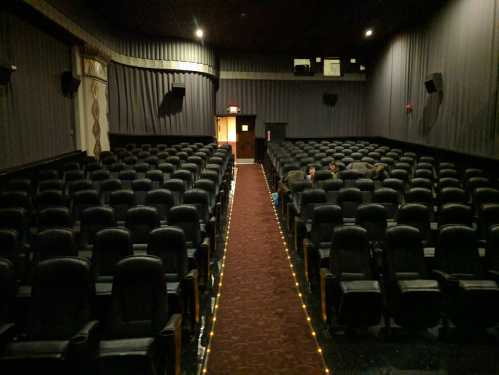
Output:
[216, 79, 366, 138]
[108, 63, 216, 136]
[0, 11, 75, 170]
[367, 0, 499, 157]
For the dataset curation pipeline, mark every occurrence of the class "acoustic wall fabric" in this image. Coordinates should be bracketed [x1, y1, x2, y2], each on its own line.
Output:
[108, 63, 215, 136]
[216, 79, 366, 138]
[0, 11, 75, 170]
[44, 0, 217, 68]
[367, 0, 499, 157]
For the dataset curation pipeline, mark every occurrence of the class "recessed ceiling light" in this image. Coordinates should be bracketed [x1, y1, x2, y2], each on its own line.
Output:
[360, 65, 366, 71]
[195, 28, 204, 38]
[365, 28, 373, 38]
[350, 58, 357, 64]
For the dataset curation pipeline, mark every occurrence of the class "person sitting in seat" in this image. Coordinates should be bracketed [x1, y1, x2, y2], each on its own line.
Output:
[328, 161, 338, 179]
[278, 168, 306, 197]
[347, 161, 386, 180]
[306, 166, 316, 183]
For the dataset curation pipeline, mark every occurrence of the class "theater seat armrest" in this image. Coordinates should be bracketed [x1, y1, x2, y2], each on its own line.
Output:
[209, 215, 216, 227]
[184, 269, 200, 323]
[432, 270, 458, 286]
[319, 268, 335, 323]
[160, 313, 183, 375]
[69, 320, 100, 359]
[0, 323, 16, 347]
[201, 236, 210, 250]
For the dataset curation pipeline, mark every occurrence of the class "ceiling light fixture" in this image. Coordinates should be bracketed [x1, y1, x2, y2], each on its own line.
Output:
[195, 28, 204, 39]
[365, 28, 373, 38]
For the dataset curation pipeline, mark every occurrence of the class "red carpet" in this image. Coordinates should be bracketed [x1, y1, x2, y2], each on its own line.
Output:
[206, 164, 325, 375]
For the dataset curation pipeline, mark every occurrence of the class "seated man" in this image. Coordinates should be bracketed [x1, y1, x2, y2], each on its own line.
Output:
[278, 168, 306, 196]
[347, 161, 386, 180]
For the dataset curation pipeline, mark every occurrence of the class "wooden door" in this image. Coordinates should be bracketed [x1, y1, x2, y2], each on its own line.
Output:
[236, 116, 256, 159]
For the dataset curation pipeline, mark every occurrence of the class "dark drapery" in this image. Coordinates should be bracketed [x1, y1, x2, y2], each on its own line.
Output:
[0, 10, 75, 170]
[216, 79, 366, 138]
[367, 0, 499, 157]
[108, 63, 216, 136]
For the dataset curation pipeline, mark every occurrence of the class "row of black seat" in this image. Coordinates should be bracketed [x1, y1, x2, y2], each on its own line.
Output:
[265, 139, 499, 336]
[0, 141, 234, 373]
[318, 224, 499, 331]
[0, 255, 182, 375]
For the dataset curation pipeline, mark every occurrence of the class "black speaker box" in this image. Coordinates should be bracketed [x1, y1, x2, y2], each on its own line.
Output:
[61, 71, 80, 97]
[172, 82, 186, 97]
[0, 64, 16, 85]
[424, 72, 443, 93]
[294, 64, 313, 76]
[323, 93, 338, 107]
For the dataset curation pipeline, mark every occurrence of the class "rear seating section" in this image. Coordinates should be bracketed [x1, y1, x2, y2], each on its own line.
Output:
[266, 139, 499, 333]
[0, 141, 233, 374]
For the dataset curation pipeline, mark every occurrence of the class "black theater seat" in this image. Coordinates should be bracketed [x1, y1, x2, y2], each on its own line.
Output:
[486, 224, 499, 283]
[145, 189, 175, 223]
[96, 256, 182, 375]
[303, 204, 342, 288]
[337, 187, 363, 222]
[184, 188, 216, 253]
[0, 257, 99, 375]
[384, 225, 442, 330]
[294, 188, 327, 253]
[100, 179, 123, 204]
[355, 203, 388, 247]
[433, 225, 499, 329]
[147, 227, 200, 326]
[126, 206, 160, 252]
[131, 178, 153, 205]
[167, 205, 210, 288]
[38, 207, 73, 231]
[397, 203, 432, 246]
[164, 179, 186, 206]
[0, 258, 16, 346]
[320, 226, 383, 329]
[372, 187, 399, 219]
[34, 229, 77, 266]
[80, 207, 116, 251]
[0, 230, 27, 282]
[109, 190, 136, 224]
[438, 203, 473, 227]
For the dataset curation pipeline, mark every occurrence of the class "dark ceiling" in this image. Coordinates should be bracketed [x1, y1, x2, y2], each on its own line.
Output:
[85, 0, 447, 56]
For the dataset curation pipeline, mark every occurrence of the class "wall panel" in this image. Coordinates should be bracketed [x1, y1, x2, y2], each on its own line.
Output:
[217, 79, 366, 138]
[108, 63, 215, 136]
[367, 0, 499, 157]
[0, 11, 75, 170]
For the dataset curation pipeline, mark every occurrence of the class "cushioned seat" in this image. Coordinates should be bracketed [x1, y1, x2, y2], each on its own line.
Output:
[457, 279, 498, 291]
[397, 279, 439, 292]
[384, 225, 442, 329]
[97, 256, 182, 375]
[434, 225, 499, 328]
[320, 225, 383, 328]
[340, 279, 380, 293]
[0, 257, 99, 375]
[98, 337, 154, 357]
[3, 340, 69, 360]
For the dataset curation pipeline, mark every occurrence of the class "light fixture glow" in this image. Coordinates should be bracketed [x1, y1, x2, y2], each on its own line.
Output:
[365, 28, 373, 38]
[195, 28, 204, 38]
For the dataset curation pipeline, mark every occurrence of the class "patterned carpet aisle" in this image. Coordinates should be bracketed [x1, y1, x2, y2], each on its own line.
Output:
[205, 164, 326, 375]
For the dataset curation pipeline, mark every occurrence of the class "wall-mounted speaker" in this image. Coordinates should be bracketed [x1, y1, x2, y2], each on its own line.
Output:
[323, 93, 338, 107]
[424, 72, 443, 94]
[0, 64, 17, 85]
[171, 82, 186, 97]
[61, 71, 80, 97]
